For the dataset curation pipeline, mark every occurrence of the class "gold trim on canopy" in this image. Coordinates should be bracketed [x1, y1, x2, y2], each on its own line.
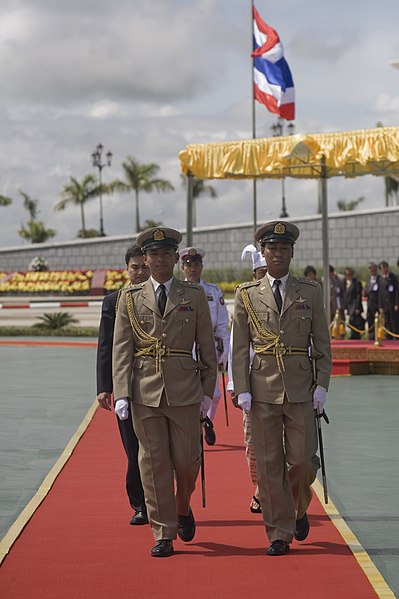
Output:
[178, 126, 399, 180]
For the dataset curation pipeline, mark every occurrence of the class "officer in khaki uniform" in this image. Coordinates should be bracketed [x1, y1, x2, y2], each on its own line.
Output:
[112, 227, 217, 558]
[232, 221, 332, 556]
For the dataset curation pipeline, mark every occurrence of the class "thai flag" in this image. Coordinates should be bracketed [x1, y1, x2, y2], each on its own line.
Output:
[252, 6, 295, 121]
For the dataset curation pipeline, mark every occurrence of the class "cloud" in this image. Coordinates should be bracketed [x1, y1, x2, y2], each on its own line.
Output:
[0, 0, 233, 107]
[0, 0, 398, 250]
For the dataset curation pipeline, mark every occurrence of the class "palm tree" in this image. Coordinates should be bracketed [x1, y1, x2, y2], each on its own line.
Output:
[336, 196, 365, 211]
[18, 190, 57, 243]
[55, 175, 109, 238]
[33, 312, 79, 330]
[19, 220, 57, 243]
[0, 194, 12, 206]
[20, 190, 39, 219]
[384, 176, 399, 206]
[180, 175, 217, 227]
[114, 157, 174, 233]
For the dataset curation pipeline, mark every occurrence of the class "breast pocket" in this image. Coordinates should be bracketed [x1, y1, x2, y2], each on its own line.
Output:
[174, 311, 196, 336]
[291, 310, 312, 336]
[137, 313, 154, 333]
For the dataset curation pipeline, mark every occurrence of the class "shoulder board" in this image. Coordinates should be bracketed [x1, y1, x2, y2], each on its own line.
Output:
[180, 280, 201, 289]
[296, 277, 318, 287]
[205, 282, 219, 290]
[125, 282, 145, 292]
[237, 280, 260, 291]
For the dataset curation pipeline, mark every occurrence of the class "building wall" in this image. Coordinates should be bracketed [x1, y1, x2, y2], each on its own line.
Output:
[1, 206, 398, 273]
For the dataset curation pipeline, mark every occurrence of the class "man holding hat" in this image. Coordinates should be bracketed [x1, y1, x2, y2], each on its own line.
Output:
[179, 246, 230, 445]
[232, 221, 332, 556]
[112, 227, 217, 558]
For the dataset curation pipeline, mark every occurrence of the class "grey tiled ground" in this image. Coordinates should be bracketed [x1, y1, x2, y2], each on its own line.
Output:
[0, 341, 97, 538]
[322, 375, 399, 596]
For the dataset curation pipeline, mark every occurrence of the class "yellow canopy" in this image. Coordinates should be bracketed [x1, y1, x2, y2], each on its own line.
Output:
[178, 126, 399, 180]
[178, 125, 399, 323]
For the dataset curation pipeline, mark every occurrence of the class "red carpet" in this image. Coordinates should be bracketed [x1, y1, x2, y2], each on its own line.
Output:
[0, 391, 378, 599]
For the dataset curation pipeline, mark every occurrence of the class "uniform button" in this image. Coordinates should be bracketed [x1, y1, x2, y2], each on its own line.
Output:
[140, 320, 144, 324]
[280, 330, 284, 334]
[161, 359, 165, 363]
[162, 319, 166, 324]
[162, 333, 167, 338]
[185, 318, 189, 322]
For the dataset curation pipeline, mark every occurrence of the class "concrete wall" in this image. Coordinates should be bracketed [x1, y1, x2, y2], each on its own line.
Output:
[1, 206, 398, 273]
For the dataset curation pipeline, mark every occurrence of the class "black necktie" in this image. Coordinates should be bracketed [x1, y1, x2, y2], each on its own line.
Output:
[158, 284, 167, 315]
[273, 279, 283, 313]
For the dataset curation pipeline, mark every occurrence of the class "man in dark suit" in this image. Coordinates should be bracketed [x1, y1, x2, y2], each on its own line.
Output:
[96, 244, 150, 525]
[378, 260, 399, 339]
[343, 267, 364, 340]
[363, 262, 380, 340]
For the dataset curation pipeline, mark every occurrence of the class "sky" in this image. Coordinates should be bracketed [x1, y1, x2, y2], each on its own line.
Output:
[1, 0, 398, 248]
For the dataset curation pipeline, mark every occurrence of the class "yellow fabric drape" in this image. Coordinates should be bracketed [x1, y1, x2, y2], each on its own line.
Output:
[178, 126, 399, 180]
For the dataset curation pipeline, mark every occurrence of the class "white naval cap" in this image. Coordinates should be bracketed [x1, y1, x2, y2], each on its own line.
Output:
[241, 244, 266, 271]
[179, 247, 206, 262]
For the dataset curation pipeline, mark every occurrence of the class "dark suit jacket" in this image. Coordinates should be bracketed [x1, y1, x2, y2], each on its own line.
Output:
[363, 275, 380, 311]
[379, 272, 399, 311]
[96, 290, 119, 394]
[343, 278, 363, 316]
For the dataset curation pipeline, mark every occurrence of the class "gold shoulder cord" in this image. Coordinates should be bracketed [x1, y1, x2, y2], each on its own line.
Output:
[125, 291, 164, 372]
[240, 288, 285, 372]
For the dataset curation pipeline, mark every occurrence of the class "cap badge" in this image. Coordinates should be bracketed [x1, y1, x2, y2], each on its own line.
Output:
[153, 229, 165, 241]
[274, 223, 286, 235]
[188, 248, 197, 256]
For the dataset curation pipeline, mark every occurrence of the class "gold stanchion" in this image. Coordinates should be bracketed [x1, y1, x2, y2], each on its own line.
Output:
[332, 309, 340, 339]
[375, 309, 385, 346]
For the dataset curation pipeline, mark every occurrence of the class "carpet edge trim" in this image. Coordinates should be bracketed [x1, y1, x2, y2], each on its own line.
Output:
[313, 479, 395, 598]
[0, 398, 98, 565]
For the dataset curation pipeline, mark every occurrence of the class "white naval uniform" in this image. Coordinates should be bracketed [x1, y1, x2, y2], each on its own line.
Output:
[199, 279, 230, 421]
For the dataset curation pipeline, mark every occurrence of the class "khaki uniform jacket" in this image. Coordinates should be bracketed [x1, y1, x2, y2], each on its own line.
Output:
[112, 277, 217, 406]
[232, 274, 332, 403]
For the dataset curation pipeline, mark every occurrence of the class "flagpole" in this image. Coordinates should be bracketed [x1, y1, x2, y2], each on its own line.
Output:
[251, 0, 257, 232]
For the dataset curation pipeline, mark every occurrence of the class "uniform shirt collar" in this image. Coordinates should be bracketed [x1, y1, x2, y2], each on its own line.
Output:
[151, 276, 174, 295]
[266, 272, 289, 293]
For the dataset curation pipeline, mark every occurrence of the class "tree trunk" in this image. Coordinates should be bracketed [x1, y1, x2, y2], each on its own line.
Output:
[135, 189, 140, 233]
[81, 203, 86, 236]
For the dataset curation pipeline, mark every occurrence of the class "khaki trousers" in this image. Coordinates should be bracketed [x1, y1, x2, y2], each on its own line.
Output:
[132, 396, 201, 541]
[250, 397, 318, 544]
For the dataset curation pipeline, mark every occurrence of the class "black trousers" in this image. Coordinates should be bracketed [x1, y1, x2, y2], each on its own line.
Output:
[116, 404, 146, 513]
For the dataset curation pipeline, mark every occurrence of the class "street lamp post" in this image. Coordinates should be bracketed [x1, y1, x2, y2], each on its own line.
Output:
[91, 143, 112, 236]
[270, 118, 295, 218]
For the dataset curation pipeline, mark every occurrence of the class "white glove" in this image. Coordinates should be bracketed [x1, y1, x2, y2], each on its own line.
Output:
[313, 385, 327, 414]
[201, 395, 212, 418]
[237, 392, 252, 413]
[115, 398, 129, 420]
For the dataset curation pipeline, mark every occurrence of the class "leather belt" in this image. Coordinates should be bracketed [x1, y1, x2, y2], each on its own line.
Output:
[253, 345, 308, 356]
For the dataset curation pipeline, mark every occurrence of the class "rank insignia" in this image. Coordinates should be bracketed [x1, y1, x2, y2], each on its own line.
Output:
[274, 223, 286, 234]
[153, 229, 165, 241]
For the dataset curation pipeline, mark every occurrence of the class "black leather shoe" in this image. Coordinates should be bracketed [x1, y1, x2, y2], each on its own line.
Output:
[177, 508, 196, 542]
[267, 540, 290, 556]
[294, 513, 310, 541]
[203, 417, 216, 446]
[129, 510, 149, 526]
[151, 539, 174, 557]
